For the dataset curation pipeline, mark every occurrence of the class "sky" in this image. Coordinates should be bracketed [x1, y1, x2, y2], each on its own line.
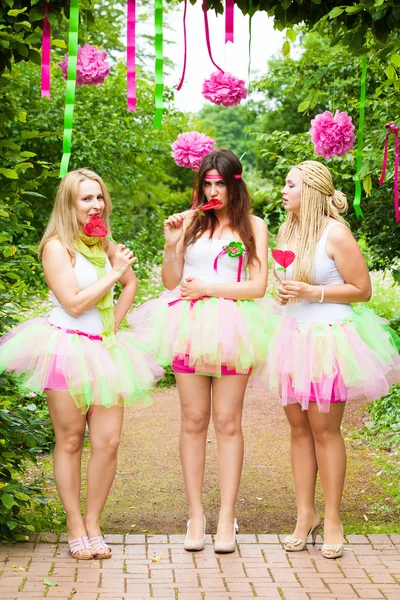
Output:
[161, 3, 286, 112]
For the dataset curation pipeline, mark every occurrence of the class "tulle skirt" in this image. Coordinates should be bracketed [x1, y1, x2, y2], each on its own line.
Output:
[0, 318, 165, 412]
[128, 289, 280, 376]
[251, 305, 400, 412]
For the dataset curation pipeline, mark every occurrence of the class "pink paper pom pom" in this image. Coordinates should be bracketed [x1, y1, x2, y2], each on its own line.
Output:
[171, 131, 216, 170]
[59, 43, 110, 87]
[202, 71, 248, 107]
[310, 110, 356, 160]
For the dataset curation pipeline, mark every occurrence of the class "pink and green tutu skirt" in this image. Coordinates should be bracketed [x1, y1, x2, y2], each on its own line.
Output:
[128, 289, 280, 377]
[0, 317, 165, 412]
[252, 305, 400, 413]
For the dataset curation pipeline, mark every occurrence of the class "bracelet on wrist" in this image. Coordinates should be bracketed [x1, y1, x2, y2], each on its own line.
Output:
[318, 285, 325, 303]
[164, 255, 177, 264]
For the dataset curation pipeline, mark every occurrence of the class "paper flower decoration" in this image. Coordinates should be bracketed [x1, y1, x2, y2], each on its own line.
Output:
[202, 71, 248, 107]
[309, 110, 355, 160]
[225, 241, 245, 257]
[84, 215, 108, 238]
[59, 43, 110, 87]
[171, 131, 215, 170]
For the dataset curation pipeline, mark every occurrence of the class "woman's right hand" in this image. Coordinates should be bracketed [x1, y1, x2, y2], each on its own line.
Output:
[112, 244, 136, 276]
[163, 210, 193, 247]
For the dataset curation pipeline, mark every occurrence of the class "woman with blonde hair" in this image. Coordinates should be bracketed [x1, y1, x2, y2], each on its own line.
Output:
[0, 168, 163, 559]
[261, 160, 400, 558]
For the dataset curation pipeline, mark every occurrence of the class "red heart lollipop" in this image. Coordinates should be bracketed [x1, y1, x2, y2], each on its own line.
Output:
[272, 249, 296, 269]
[84, 214, 108, 238]
[198, 199, 223, 211]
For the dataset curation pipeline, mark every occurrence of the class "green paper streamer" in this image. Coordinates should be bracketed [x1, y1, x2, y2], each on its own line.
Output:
[59, 0, 79, 178]
[153, 0, 164, 129]
[353, 54, 367, 218]
[240, 0, 252, 161]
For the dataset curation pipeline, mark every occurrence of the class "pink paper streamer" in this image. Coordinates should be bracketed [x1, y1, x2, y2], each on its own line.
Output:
[378, 122, 399, 223]
[225, 0, 234, 43]
[41, 2, 51, 98]
[202, 0, 224, 73]
[177, 0, 187, 91]
[127, 0, 136, 112]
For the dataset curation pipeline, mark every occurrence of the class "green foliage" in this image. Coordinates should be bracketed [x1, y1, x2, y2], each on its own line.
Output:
[0, 373, 54, 541]
[0, 1, 95, 76]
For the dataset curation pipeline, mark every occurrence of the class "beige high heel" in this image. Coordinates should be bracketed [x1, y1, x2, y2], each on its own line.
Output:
[184, 515, 206, 552]
[322, 524, 344, 559]
[284, 515, 321, 552]
[214, 518, 239, 554]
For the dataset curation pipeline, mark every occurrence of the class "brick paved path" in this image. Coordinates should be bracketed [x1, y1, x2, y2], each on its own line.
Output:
[1, 533, 399, 600]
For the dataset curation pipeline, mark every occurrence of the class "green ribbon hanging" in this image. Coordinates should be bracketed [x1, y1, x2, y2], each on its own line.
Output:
[353, 54, 367, 218]
[59, 0, 79, 178]
[153, 0, 164, 129]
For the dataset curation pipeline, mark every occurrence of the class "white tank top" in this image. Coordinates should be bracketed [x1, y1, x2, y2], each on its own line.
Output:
[183, 238, 246, 283]
[47, 251, 112, 335]
[283, 221, 352, 322]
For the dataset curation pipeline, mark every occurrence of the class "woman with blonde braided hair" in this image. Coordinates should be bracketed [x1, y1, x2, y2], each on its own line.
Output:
[257, 160, 400, 558]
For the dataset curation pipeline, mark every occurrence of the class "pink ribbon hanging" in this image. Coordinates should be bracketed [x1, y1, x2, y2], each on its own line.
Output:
[127, 0, 136, 111]
[41, 2, 51, 98]
[213, 246, 244, 282]
[225, 0, 234, 43]
[202, 0, 224, 73]
[177, 0, 188, 91]
[378, 122, 399, 223]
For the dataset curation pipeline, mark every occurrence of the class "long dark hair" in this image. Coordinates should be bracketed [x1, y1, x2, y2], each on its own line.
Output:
[183, 149, 258, 265]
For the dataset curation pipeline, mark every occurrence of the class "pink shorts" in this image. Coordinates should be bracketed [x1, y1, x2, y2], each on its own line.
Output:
[172, 356, 252, 376]
[44, 324, 103, 392]
[285, 376, 347, 404]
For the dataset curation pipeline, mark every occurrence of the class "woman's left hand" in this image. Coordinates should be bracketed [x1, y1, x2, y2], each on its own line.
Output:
[280, 280, 315, 300]
[180, 277, 208, 300]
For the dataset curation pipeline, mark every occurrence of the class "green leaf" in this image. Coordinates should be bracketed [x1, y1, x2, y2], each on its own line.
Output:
[297, 99, 310, 112]
[51, 39, 66, 49]
[385, 65, 397, 80]
[8, 7, 27, 16]
[282, 41, 291, 57]
[1, 493, 16, 509]
[390, 54, 400, 68]
[374, 0, 386, 6]
[286, 29, 296, 42]
[15, 162, 34, 170]
[328, 7, 345, 18]
[19, 151, 37, 158]
[0, 209, 9, 217]
[0, 168, 18, 179]
[392, 268, 400, 285]
[363, 175, 372, 197]
[43, 579, 58, 587]
[346, 5, 363, 14]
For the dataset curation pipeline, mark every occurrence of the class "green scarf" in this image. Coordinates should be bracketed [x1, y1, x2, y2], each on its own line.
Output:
[74, 233, 116, 348]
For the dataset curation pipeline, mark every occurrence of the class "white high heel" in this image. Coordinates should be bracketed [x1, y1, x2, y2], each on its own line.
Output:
[284, 515, 321, 552]
[214, 518, 239, 554]
[184, 515, 206, 552]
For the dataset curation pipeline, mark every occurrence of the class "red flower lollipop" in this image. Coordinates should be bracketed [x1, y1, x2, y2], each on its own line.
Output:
[272, 250, 296, 281]
[198, 199, 223, 212]
[84, 214, 108, 238]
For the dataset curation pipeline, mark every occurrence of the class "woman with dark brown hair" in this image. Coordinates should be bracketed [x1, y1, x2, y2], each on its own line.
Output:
[130, 149, 278, 553]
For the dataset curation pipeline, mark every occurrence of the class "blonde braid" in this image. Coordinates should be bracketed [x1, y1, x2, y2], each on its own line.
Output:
[280, 160, 348, 285]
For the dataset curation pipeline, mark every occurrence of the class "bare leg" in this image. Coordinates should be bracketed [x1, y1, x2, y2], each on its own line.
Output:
[83, 405, 124, 542]
[212, 374, 249, 543]
[284, 404, 319, 543]
[46, 391, 88, 551]
[308, 402, 346, 546]
[175, 373, 212, 540]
